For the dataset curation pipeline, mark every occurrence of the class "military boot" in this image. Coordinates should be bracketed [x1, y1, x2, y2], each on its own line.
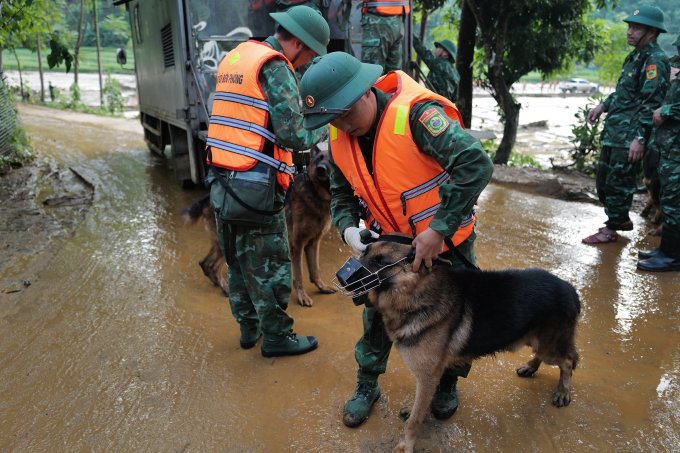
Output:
[638, 248, 660, 260]
[431, 374, 459, 419]
[261, 332, 318, 357]
[342, 381, 381, 427]
[431, 365, 470, 420]
[239, 323, 261, 349]
[637, 230, 680, 272]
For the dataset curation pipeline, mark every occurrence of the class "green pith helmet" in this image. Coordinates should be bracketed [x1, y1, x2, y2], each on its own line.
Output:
[300, 52, 383, 130]
[270, 5, 330, 55]
[434, 39, 457, 60]
[673, 34, 680, 47]
[623, 5, 666, 33]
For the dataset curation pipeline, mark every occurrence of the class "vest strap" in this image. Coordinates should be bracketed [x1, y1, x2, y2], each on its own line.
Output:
[209, 115, 277, 143]
[213, 92, 270, 111]
[207, 137, 296, 175]
[364, 1, 409, 6]
[399, 171, 449, 215]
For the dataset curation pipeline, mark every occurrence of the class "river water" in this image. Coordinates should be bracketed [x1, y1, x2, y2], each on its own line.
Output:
[1, 105, 678, 452]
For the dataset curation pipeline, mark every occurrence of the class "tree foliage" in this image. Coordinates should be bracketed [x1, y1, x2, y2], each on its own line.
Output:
[464, 0, 603, 164]
[0, 0, 70, 72]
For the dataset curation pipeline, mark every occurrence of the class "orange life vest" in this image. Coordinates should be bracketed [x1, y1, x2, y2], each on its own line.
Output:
[206, 40, 295, 189]
[329, 70, 475, 249]
[362, 0, 410, 16]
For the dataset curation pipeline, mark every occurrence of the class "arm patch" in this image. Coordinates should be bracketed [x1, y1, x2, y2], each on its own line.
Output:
[646, 64, 657, 80]
[418, 107, 450, 137]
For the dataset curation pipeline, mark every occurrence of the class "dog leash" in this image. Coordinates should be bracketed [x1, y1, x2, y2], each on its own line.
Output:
[376, 234, 479, 270]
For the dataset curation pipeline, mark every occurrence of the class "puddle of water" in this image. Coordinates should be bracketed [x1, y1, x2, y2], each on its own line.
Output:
[1, 104, 678, 452]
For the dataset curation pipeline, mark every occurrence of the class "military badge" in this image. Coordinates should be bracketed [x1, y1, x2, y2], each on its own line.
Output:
[305, 95, 315, 108]
[646, 64, 657, 80]
[633, 9, 639, 15]
[418, 107, 450, 137]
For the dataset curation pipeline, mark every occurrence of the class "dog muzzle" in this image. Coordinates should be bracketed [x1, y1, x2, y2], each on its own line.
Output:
[333, 256, 408, 298]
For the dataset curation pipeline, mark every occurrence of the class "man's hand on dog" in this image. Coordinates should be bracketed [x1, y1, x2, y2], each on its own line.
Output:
[411, 228, 444, 272]
[343, 227, 379, 254]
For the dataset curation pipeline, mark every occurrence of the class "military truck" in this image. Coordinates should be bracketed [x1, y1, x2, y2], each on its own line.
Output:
[114, 0, 413, 186]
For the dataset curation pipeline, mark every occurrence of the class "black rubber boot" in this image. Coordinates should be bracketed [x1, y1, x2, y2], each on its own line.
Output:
[638, 248, 660, 260]
[637, 230, 680, 272]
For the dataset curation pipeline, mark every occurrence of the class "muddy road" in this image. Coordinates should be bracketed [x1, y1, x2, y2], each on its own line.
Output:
[1, 105, 679, 452]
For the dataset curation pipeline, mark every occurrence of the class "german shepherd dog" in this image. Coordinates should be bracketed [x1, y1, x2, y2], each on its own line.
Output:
[350, 241, 581, 453]
[182, 145, 335, 305]
[285, 145, 336, 306]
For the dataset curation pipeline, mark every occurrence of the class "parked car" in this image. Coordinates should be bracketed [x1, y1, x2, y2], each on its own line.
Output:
[559, 78, 599, 94]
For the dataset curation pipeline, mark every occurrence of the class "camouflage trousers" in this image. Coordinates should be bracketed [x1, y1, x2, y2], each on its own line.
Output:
[216, 211, 294, 339]
[354, 233, 477, 383]
[596, 146, 640, 229]
[659, 151, 680, 234]
[361, 13, 404, 73]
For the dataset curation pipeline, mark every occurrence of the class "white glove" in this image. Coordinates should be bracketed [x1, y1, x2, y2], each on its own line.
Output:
[343, 227, 379, 254]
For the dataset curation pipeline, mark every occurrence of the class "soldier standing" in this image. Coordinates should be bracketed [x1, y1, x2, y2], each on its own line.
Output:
[582, 5, 670, 245]
[360, 0, 410, 73]
[206, 6, 329, 357]
[299, 52, 494, 428]
[638, 34, 680, 272]
[412, 35, 460, 102]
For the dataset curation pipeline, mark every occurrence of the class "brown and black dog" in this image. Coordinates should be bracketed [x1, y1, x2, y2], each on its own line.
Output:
[182, 145, 336, 305]
[641, 148, 662, 236]
[349, 241, 581, 453]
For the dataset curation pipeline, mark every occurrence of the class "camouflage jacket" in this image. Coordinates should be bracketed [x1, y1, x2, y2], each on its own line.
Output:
[412, 35, 460, 102]
[649, 70, 680, 157]
[670, 55, 680, 69]
[601, 40, 670, 148]
[260, 36, 326, 151]
[329, 88, 494, 239]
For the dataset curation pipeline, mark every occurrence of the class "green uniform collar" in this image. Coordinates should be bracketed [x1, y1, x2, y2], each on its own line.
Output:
[264, 36, 284, 54]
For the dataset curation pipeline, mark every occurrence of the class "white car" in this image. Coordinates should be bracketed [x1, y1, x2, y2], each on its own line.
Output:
[558, 78, 599, 94]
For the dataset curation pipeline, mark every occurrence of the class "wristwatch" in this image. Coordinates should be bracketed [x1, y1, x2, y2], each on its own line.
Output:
[636, 136, 646, 145]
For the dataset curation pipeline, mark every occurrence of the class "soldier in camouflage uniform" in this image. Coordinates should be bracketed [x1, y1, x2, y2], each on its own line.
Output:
[583, 5, 670, 245]
[360, 0, 410, 73]
[638, 34, 680, 271]
[412, 35, 460, 102]
[299, 52, 494, 428]
[208, 6, 329, 357]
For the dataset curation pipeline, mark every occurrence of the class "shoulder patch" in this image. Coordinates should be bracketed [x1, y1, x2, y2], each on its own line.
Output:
[646, 64, 657, 80]
[418, 107, 450, 137]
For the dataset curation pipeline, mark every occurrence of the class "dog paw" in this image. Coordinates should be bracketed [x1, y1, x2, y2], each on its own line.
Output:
[297, 295, 314, 307]
[317, 285, 337, 294]
[551, 390, 571, 407]
[516, 365, 537, 377]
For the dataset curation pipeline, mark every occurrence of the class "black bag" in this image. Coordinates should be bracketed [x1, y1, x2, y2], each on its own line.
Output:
[210, 162, 282, 226]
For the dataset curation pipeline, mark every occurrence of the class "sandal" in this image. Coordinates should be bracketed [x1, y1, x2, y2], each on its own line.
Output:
[582, 227, 618, 245]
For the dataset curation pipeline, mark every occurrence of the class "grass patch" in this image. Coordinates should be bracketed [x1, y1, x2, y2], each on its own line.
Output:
[2, 46, 135, 75]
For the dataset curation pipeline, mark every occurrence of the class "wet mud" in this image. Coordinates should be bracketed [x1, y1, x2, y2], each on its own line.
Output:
[1, 105, 678, 452]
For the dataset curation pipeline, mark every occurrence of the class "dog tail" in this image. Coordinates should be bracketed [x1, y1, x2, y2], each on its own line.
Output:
[182, 194, 210, 226]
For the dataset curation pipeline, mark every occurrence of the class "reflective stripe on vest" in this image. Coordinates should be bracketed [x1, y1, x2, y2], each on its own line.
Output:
[206, 40, 295, 189]
[363, 0, 410, 15]
[330, 70, 474, 249]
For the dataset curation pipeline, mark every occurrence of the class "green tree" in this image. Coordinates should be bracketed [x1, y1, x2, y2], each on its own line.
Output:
[464, 0, 603, 165]
[592, 21, 628, 84]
